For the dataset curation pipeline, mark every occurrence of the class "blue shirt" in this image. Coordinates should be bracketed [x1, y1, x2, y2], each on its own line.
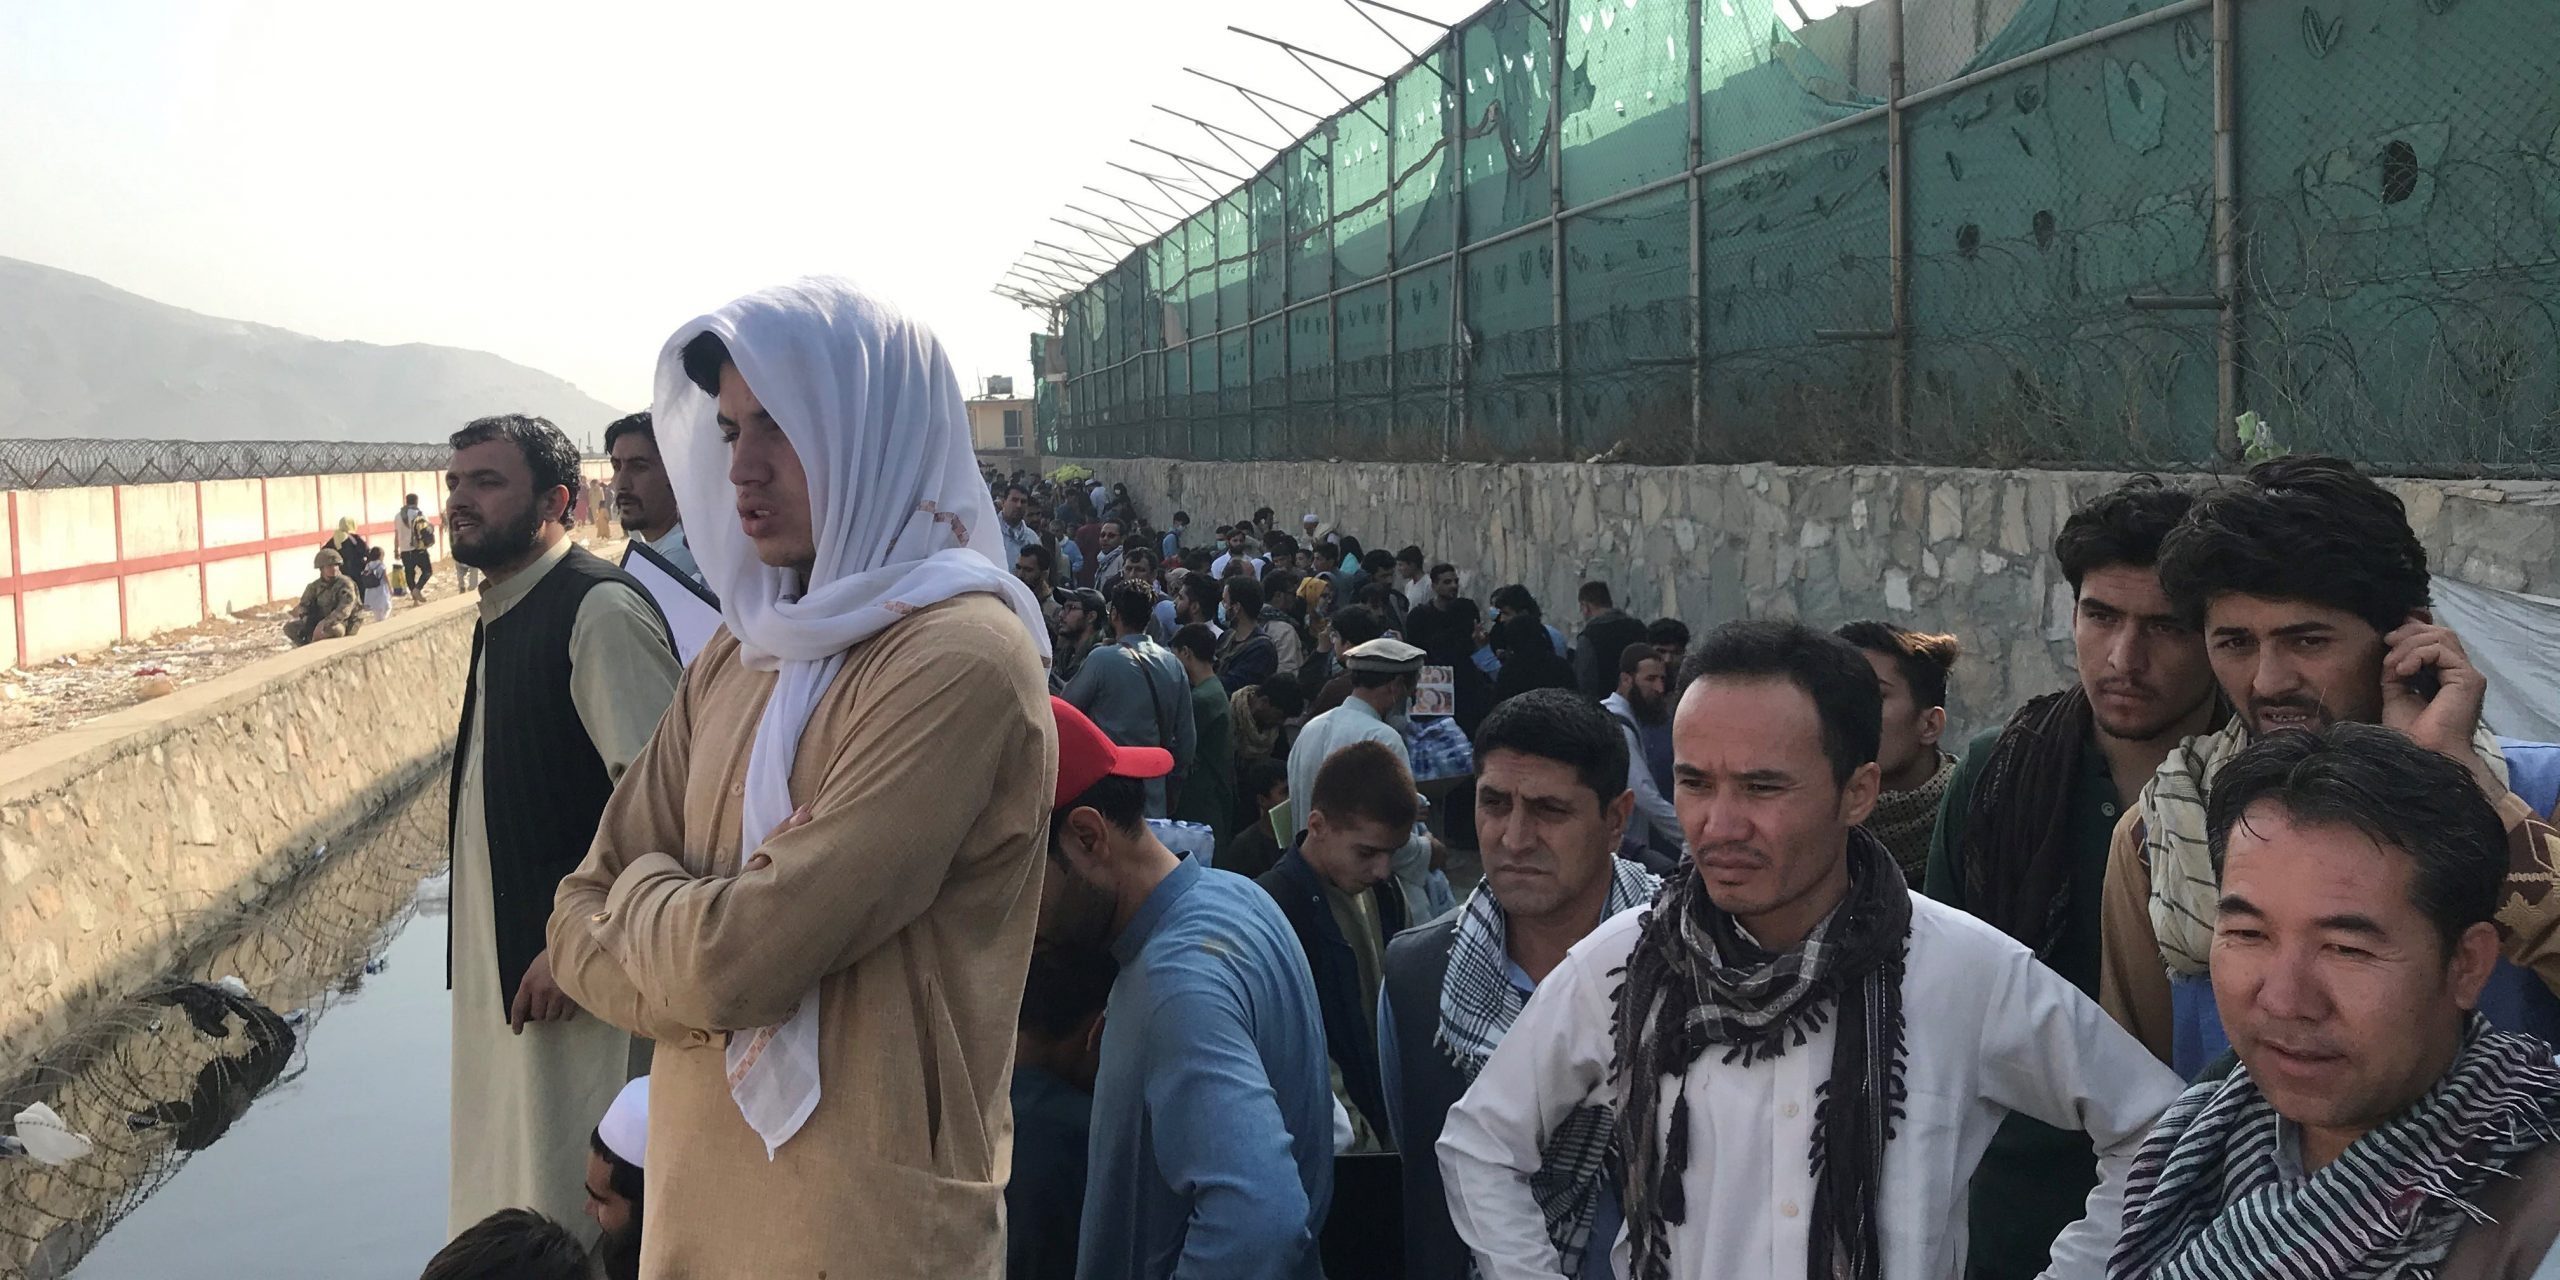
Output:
[1082, 856, 1334, 1280]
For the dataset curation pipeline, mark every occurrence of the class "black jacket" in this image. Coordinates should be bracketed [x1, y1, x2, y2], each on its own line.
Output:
[1575, 609, 1649, 701]
[1257, 843, 1409, 1138]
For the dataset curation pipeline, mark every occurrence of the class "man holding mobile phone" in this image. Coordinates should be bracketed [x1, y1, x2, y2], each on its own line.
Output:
[2094, 455, 2560, 1074]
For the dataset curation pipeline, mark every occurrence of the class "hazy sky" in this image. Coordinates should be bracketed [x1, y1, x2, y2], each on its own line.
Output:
[0, 0, 1509, 414]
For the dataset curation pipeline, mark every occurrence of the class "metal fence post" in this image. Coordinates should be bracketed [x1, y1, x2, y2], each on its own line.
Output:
[1446, 26, 1467, 462]
[1886, 0, 1911, 456]
[1688, 0, 1707, 462]
[1549, 0, 1569, 457]
[2212, 0, 2242, 459]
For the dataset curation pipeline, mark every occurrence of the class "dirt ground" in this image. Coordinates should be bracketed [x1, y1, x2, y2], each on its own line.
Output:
[0, 533, 626, 756]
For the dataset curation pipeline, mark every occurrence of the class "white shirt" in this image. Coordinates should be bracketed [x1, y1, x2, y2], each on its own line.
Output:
[1210, 551, 1263, 581]
[1438, 895, 2183, 1280]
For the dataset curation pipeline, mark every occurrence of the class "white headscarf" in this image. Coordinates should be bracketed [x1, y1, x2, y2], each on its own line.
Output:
[651, 277, 1050, 1156]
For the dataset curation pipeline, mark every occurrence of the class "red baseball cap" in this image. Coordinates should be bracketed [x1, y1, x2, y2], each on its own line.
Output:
[1051, 696, 1174, 808]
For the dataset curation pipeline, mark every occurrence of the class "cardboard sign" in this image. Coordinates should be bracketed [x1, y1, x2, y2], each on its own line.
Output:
[1413, 664, 1456, 718]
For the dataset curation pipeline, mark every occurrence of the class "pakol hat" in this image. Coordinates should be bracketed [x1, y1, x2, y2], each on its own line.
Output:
[1051, 696, 1172, 807]
[1343, 636, 1426, 673]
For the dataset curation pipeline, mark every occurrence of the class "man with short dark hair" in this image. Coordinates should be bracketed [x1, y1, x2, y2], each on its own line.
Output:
[1921, 474, 2221, 1279]
[604, 412, 701, 589]
[1222, 758, 1294, 882]
[1217, 577, 1293, 691]
[1260, 739, 1422, 1147]
[1062, 580, 1197, 818]
[999, 484, 1041, 567]
[420, 1210, 594, 1280]
[2111, 724, 2560, 1278]
[1405, 564, 1490, 733]
[1053, 587, 1107, 691]
[2097, 456, 2560, 1074]
[1441, 620, 2181, 1279]
[1645, 617, 1688, 672]
[1007, 944, 1117, 1280]
[1170, 622, 1239, 839]
[1095, 520, 1129, 591]
[1394, 546, 1431, 613]
[1040, 698, 1333, 1280]
[1571, 582, 1647, 702]
[1837, 620, 1963, 883]
[1380, 689, 1658, 1279]
[442, 413, 678, 1237]
[1162, 510, 1191, 563]
[1213, 525, 1265, 582]
[1603, 641, 1681, 872]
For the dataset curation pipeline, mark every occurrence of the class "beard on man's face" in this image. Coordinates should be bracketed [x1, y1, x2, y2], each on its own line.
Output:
[596, 1219, 641, 1280]
[450, 502, 544, 570]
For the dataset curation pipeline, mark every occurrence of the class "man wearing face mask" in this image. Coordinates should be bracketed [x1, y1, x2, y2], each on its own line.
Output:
[1039, 697, 1334, 1280]
[2096, 454, 2560, 1075]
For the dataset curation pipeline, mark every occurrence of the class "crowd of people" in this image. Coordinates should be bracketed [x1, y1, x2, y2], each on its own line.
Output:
[396, 273, 2560, 1280]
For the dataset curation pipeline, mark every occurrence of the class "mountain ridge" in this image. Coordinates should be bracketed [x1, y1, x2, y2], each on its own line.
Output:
[0, 256, 625, 444]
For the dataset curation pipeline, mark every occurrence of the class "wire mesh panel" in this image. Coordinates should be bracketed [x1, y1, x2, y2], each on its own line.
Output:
[1463, 2, 1558, 245]
[1392, 55, 1461, 260]
[1465, 238, 1562, 458]
[1044, 0, 2560, 476]
[1904, 15, 2219, 468]
[2236, 0, 2560, 473]
[1566, 186, 1694, 459]
[1701, 118, 1893, 462]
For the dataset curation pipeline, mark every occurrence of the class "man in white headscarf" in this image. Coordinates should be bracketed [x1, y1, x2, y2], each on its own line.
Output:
[548, 278, 1056, 1278]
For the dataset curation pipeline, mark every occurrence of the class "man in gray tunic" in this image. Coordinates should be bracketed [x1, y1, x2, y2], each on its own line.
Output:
[1062, 579, 1197, 818]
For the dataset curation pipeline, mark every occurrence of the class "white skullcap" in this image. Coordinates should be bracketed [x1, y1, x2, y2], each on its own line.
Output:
[598, 1075, 650, 1169]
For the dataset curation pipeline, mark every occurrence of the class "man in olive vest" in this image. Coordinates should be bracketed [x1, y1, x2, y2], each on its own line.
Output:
[443, 413, 679, 1234]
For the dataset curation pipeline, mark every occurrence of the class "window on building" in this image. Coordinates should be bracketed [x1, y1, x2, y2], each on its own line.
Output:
[1002, 408, 1023, 450]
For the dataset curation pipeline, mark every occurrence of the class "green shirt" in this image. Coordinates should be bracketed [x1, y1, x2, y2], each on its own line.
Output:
[1922, 721, 2127, 1280]
[1172, 673, 1238, 840]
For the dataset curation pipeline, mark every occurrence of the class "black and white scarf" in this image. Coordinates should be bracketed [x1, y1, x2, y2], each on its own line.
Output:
[1436, 858, 1660, 1275]
[1609, 828, 1912, 1280]
[2112, 1015, 2560, 1280]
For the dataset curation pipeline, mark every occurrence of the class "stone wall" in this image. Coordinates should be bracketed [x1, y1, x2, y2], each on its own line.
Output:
[0, 596, 472, 1084]
[1064, 458, 2560, 734]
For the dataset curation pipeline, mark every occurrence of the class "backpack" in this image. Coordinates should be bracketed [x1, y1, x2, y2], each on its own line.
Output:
[416, 520, 436, 548]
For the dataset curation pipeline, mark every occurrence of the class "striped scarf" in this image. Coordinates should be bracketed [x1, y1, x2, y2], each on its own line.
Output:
[2144, 724, 2510, 975]
[1436, 858, 1660, 1276]
[1609, 829, 1911, 1280]
[2112, 1016, 2560, 1279]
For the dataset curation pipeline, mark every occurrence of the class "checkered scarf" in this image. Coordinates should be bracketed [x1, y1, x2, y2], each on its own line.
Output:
[2113, 1015, 2560, 1280]
[1609, 828, 1912, 1280]
[1436, 859, 1661, 1275]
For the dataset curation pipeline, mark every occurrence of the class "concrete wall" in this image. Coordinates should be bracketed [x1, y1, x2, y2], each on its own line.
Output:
[0, 594, 474, 1085]
[1070, 457, 2560, 734]
[0, 460, 612, 668]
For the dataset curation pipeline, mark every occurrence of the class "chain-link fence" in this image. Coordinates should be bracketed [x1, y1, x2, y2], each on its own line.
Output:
[0, 776, 447, 1278]
[1043, 0, 2560, 477]
[0, 440, 452, 492]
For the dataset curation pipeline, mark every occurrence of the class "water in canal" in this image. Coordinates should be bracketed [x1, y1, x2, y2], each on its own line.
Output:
[1, 776, 454, 1280]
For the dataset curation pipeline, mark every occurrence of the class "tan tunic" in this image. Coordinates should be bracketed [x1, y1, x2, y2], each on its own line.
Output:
[548, 593, 1054, 1280]
[450, 536, 680, 1233]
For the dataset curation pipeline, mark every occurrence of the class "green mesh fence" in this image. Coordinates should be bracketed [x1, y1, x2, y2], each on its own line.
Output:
[1040, 0, 2560, 475]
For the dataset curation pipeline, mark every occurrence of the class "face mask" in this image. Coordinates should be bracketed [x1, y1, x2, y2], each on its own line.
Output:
[1217, 603, 1230, 626]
